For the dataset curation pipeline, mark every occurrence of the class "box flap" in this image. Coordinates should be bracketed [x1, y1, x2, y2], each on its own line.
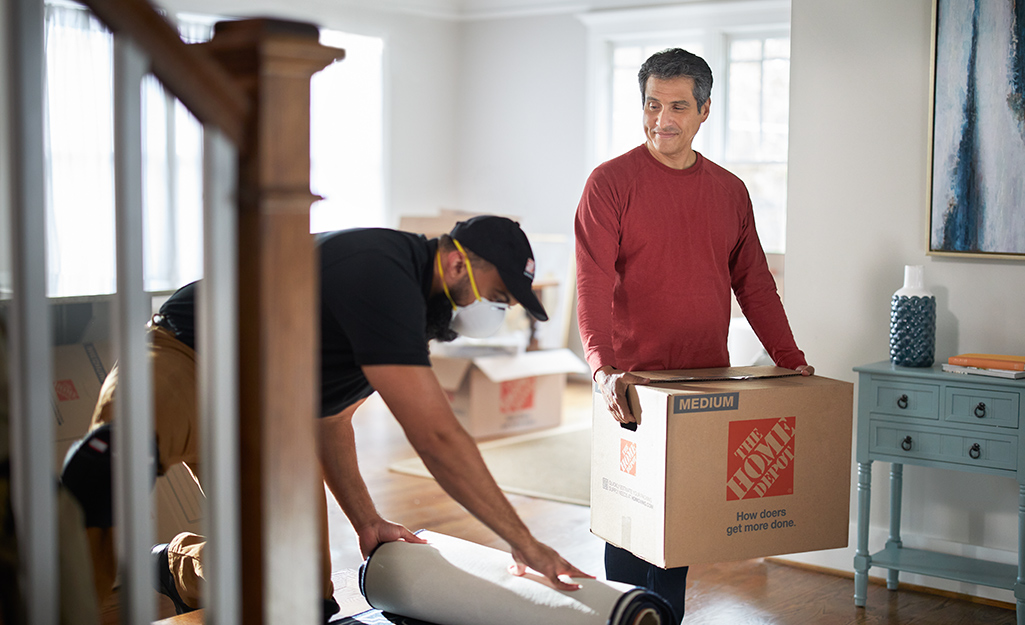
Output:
[472, 348, 588, 382]
[642, 366, 801, 384]
[429, 356, 473, 391]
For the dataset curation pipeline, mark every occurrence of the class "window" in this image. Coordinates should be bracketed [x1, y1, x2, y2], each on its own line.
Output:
[723, 34, 790, 254]
[40, 5, 385, 298]
[43, 4, 209, 297]
[310, 31, 386, 233]
[582, 0, 791, 254]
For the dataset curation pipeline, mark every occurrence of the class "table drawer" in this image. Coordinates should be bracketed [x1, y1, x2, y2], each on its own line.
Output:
[870, 419, 1017, 471]
[867, 378, 941, 420]
[945, 387, 1020, 429]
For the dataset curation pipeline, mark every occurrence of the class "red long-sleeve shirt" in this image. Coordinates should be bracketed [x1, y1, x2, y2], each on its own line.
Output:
[575, 146, 806, 374]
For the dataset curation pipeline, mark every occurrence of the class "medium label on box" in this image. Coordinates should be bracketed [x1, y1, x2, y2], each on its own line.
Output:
[673, 392, 740, 413]
[726, 417, 796, 501]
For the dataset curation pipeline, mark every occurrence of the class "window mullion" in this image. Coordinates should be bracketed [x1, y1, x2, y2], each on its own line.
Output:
[705, 29, 728, 162]
[164, 86, 179, 287]
[760, 40, 767, 160]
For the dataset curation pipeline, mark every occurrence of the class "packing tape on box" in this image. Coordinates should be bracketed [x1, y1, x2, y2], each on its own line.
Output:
[359, 530, 674, 625]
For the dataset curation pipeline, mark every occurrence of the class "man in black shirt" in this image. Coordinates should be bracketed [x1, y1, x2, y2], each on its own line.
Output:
[62, 216, 588, 620]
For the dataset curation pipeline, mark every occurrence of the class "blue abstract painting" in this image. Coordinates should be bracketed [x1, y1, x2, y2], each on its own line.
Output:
[929, 0, 1025, 257]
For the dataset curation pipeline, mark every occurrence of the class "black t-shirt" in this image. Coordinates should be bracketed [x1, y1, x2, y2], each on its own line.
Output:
[318, 228, 436, 416]
[157, 228, 437, 417]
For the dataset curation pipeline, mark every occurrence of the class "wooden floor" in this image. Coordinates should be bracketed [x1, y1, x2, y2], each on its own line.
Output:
[327, 380, 1016, 624]
[141, 379, 1017, 623]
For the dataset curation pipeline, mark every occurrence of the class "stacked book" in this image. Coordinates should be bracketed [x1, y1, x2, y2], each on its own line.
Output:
[942, 354, 1025, 379]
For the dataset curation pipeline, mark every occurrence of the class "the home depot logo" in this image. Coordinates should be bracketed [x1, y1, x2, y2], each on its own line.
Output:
[499, 378, 535, 414]
[726, 417, 795, 501]
[620, 439, 637, 475]
[54, 379, 79, 402]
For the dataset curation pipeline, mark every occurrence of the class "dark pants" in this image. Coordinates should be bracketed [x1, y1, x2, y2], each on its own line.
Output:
[605, 543, 689, 624]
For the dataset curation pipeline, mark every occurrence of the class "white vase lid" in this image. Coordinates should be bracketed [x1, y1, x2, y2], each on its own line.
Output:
[894, 265, 932, 297]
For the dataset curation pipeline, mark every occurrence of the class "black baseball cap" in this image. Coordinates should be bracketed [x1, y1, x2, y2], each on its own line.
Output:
[449, 216, 548, 322]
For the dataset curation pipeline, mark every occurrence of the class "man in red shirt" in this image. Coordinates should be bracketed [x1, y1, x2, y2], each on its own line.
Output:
[574, 48, 813, 622]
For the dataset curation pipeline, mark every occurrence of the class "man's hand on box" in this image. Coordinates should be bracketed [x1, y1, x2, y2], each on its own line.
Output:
[796, 365, 815, 376]
[595, 366, 650, 424]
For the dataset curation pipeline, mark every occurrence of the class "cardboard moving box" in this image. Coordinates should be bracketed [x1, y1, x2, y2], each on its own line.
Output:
[53, 342, 112, 471]
[431, 348, 588, 438]
[590, 366, 853, 568]
[52, 342, 203, 543]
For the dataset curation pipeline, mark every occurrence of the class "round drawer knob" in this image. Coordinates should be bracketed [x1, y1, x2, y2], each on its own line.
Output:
[969, 443, 981, 460]
[901, 436, 913, 451]
[897, 394, 909, 409]
[974, 402, 987, 418]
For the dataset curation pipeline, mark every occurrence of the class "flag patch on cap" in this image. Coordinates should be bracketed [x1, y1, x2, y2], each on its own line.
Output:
[523, 258, 535, 279]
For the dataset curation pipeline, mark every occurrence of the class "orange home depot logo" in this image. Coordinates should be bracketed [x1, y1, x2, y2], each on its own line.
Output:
[499, 378, 535, 414]
[620, 439, 637, 475]
[54, 379, 79, 402]
[726, 417, 795, 501]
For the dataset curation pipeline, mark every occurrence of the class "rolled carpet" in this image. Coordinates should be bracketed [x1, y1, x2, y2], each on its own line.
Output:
[359, 531, 673, 625]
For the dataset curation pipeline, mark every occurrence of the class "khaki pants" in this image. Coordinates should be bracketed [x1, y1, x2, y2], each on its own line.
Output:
[85, 325, 333, 608]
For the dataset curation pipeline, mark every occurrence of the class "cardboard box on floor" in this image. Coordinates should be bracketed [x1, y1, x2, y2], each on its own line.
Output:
[431, 348, 588, 439]
[52, 342, 203, 543]
[590, 366, 853, 568]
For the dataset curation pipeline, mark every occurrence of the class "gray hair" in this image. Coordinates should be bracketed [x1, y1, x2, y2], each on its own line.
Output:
[638, 48, 713, 110]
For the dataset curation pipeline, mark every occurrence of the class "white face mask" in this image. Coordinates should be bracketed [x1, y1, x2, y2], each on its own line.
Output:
[450, 298, 509, 338]
[438, 241, 509, 338]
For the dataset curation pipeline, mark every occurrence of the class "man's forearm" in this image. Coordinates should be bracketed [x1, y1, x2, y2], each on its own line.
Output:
[317, 413, 380, 532]
[364, 364, 535, 550]
[410, 423, 533, 549]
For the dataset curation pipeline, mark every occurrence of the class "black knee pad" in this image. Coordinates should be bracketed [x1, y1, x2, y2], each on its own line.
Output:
[61, 423, 162, 529]
[60, 423, 114, 528]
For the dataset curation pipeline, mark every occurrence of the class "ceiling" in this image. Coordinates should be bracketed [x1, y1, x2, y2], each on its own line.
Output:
[343, 0, 704, 20]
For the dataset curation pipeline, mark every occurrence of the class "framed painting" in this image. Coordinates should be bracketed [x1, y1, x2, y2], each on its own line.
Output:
[927, 0, 1025, 259]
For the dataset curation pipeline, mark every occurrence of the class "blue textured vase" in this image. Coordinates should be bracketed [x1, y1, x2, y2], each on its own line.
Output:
[889, 265, 936, 367]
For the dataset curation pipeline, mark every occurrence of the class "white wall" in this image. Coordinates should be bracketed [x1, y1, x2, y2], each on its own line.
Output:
[784, 0, 1025, 603]
[454, 13, 589, 237]
[451, 13, 590, 347]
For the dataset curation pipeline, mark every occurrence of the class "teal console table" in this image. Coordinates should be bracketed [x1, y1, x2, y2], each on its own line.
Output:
[853, 361, 1025, 623]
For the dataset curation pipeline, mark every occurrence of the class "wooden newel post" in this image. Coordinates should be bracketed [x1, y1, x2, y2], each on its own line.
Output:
[200, 19, 343, 625]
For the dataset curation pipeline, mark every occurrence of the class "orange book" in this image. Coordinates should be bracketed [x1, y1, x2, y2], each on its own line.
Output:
[948, 353, 1025, 372]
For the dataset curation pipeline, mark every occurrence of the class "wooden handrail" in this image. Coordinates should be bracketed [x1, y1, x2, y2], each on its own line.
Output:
[78, 0, 250, 146]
